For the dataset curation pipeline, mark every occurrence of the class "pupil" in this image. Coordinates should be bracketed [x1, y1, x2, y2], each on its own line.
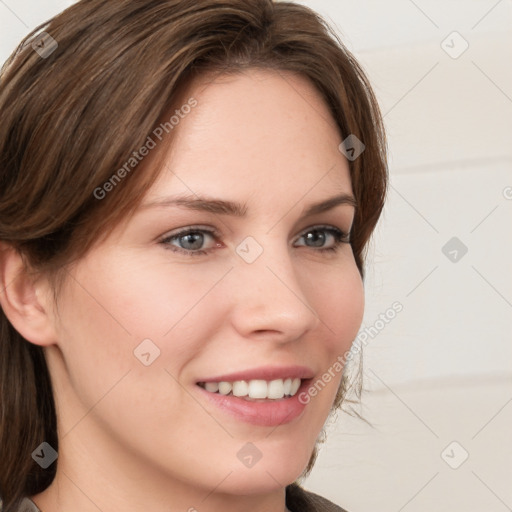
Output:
[306, 230, 325, 247]
[181, 233, 203, 250]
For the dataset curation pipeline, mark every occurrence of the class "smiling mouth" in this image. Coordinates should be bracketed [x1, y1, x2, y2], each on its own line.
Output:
[197, 378, 303, 401]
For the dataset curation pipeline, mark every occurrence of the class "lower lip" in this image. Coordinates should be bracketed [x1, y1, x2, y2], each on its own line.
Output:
[195, 380, 311, 427]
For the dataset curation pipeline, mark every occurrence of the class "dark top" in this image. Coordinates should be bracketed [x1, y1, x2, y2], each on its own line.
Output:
[7, 484, 347, 512]
[286, 483, 348, 512]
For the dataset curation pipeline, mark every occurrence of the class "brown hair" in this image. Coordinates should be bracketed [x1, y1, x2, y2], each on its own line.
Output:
[0, 0, 387, 509]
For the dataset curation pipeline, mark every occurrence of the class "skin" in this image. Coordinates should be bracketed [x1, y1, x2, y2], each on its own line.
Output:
[0, 69, 364, 512]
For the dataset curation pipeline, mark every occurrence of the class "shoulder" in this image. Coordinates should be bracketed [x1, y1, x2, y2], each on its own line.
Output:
[286, 483, 349, 512]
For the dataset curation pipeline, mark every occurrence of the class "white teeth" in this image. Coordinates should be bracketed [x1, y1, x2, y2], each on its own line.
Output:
[200, 378, 302, 399]
[283, 378, 292, 395]
[248, 379, 268, 399]
[267, 379, 285, 399]
[204, 382, 219, 393]
[232, 380, 249, 397]
[290, 378, 301, 395]
[218, 382, 232, 395]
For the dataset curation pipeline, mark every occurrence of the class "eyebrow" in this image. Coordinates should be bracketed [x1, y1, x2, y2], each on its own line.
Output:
[140, 193, 357, 217]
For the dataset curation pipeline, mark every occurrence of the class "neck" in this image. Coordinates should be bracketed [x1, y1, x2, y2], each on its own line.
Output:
[31, 437, 290, 512]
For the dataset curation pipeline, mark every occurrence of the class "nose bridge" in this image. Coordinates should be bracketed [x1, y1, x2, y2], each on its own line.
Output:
[228, 234, 319, 338]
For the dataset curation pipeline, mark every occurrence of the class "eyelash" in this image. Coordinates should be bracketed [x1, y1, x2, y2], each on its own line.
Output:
[159, 225, 351, 257]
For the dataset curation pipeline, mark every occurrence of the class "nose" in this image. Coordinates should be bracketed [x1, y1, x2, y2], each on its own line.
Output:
[227, 240, 320, 342]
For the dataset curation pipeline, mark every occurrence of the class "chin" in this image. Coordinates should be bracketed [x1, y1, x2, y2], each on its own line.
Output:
[220, 443, 313, 495]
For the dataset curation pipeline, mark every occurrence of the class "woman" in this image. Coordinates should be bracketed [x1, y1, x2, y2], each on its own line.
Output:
[0, 1, 387, 511]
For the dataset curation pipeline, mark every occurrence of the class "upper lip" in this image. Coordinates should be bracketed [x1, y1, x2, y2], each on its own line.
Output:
[197, 365, 315, 383]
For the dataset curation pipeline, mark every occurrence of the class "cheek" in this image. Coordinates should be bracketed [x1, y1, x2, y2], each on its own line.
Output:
[100, 257, 225, 336]
[310, 259, 365, 352]
[63, 254, 205, 339]
[302, 259, 364, 408]
[51, 260, 197, 439]
[53, 255, 224, 405]
[53, 278, 135, 414]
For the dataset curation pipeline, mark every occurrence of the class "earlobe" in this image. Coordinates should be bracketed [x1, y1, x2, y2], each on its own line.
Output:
[0, 243, 57, 347]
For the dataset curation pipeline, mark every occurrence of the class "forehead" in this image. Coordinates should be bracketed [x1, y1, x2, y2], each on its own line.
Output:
[147, 68, 351, 201]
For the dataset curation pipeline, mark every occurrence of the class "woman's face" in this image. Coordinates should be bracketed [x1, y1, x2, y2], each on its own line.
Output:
[46, 69, 364, 502]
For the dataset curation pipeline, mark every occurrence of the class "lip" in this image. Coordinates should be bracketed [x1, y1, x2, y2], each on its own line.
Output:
[195, 378, 313, 427]
[196, 365, 315, 384]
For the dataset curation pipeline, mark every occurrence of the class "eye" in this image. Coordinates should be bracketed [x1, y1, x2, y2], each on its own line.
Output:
[294, 225, 350, 253]
[160, 227, 221, 257]
[159, 224, 351, 257]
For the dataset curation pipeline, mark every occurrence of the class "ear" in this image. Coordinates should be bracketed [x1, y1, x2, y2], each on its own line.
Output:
[0, 243, 57, 347]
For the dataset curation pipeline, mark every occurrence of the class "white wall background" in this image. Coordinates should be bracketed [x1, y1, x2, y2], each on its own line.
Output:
[1, 1, 511, 511]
